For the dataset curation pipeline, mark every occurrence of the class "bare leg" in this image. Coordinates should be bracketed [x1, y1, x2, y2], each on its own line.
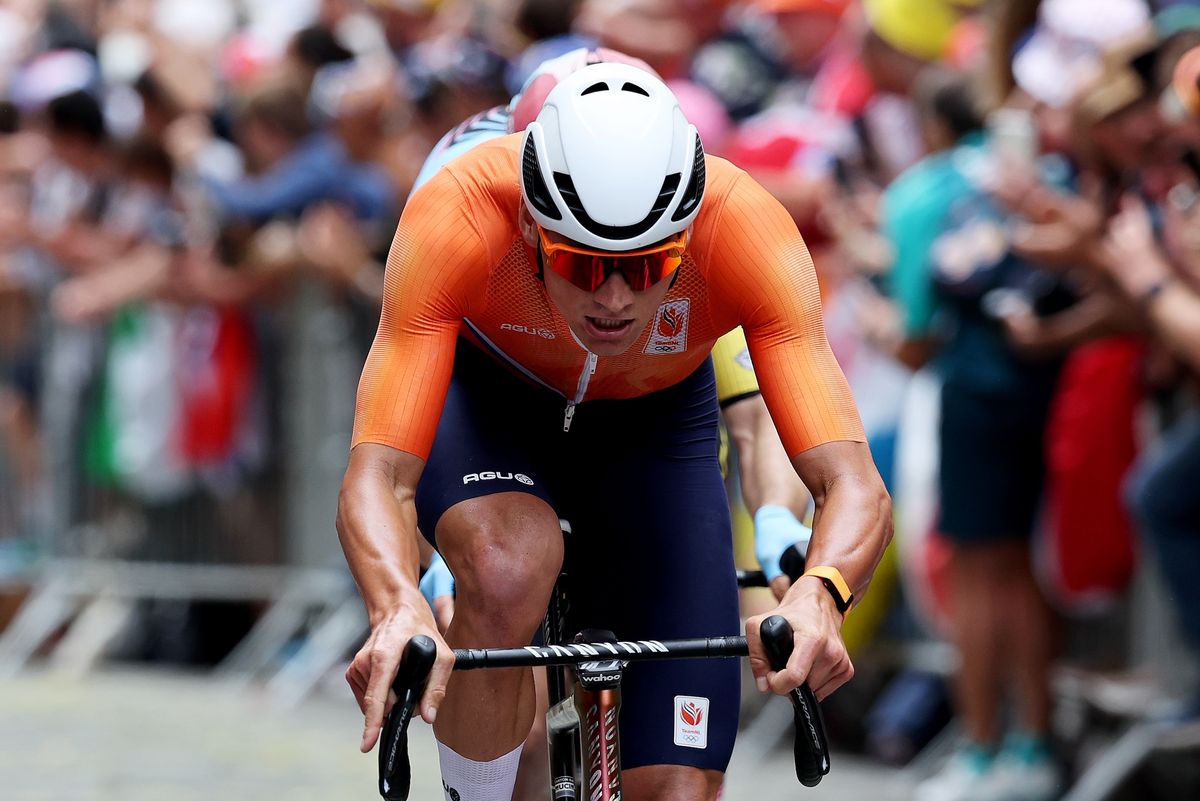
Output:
[513, 667, 550, 801]
[623, 764, 723, 801]
[433, 493, 564, 760]
[996, 541, 1055, 736]
[949, 542, 1009, 746]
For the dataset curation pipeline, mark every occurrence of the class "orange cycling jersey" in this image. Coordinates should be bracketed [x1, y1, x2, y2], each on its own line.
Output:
[353, 134, 864, 459]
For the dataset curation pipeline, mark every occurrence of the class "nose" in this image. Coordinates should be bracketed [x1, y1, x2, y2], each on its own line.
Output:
[591, 271, 635, 314]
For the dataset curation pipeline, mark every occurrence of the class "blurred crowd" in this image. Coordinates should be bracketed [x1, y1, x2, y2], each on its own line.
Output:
[1, 0, 1200, 796]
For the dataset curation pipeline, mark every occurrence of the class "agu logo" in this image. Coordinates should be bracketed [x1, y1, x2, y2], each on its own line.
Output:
[644, 299, 691, 355]
[462, 471, 534, 485]
[501, 322, 555, 339]
[673, 695, 710, 749]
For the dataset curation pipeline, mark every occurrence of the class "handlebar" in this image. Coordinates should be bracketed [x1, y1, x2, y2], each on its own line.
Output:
[760, 615, 830, 787]
[378, 635, 437, 801]
[737, 543, 807, 589]
[375, 619, 830, 798]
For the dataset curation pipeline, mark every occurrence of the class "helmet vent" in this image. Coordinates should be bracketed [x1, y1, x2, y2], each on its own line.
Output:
[554, 172, 681, 240]
[671, 135, 705, 223]
[621, 82, 650, 97]
[581, 82, 609, 96]
[522, 135, 562, 221]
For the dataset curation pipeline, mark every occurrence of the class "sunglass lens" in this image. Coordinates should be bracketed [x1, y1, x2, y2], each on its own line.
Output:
[545, 244, 683, 292]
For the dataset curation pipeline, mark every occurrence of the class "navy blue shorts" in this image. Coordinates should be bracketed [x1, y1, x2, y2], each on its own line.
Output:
[417, 341, 741, 773]
[938, 383, 1053, 543]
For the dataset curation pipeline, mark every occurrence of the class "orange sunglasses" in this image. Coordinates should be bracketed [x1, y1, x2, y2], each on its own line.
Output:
[537, 227, 688, 292]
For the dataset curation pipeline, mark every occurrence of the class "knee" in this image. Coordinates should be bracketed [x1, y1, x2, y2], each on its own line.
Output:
[439, 494, 562, 631]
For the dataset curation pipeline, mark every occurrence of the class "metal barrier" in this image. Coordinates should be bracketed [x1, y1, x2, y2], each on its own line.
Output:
[0, 282, 367, 694]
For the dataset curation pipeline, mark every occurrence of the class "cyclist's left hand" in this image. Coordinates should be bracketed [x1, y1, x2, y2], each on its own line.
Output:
[745, 578, 852, 702]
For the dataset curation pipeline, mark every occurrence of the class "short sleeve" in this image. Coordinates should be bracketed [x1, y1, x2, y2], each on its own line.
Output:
[702, 170, 865, 457]
[351, 171, 490, 457]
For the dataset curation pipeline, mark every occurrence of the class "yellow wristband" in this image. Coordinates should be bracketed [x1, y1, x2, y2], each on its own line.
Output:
[802, 565, 854, 614]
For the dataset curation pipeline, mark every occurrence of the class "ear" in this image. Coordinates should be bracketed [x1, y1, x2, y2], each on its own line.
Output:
[518, 204, 539, 248]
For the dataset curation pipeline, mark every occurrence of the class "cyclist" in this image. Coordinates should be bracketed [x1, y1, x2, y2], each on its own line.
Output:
[338, 60, 891, 801]
[412, 46, 815, 601]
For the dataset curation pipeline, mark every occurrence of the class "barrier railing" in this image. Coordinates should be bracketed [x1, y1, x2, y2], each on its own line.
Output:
[0, 284, 367, 695]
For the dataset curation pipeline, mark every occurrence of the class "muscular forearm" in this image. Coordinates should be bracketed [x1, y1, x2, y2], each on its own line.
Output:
[336, 446, 427, 624]
[790, 441, 892, 603]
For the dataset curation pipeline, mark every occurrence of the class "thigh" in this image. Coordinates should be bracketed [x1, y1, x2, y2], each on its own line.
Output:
[564, 363, 741, 773]
[415, 341, 562, 546]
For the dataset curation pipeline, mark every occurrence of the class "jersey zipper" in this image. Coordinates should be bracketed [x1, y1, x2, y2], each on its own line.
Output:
[563, 352, 598, 432]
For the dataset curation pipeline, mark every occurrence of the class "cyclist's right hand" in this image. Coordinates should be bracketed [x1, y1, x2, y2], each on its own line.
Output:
[345, 603, 453, 753]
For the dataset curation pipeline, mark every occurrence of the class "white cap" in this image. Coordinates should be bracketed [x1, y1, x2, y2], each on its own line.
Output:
[1011, 0, 1150, 108]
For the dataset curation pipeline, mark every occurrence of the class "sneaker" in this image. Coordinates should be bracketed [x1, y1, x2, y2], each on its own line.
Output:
[980, 735, 1063, 801]
[1154, 691, 1200, 750]
[913, 746, 995, 801]
[1151, 691, 1200, 727]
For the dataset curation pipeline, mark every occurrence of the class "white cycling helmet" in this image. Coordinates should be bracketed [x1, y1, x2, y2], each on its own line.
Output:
[520, 62, 705, 252]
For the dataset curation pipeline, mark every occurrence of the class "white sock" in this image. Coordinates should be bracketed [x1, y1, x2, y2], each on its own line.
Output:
[437, 740, 523, 801]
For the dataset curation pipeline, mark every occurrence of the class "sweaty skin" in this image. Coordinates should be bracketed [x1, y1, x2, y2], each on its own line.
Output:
[339, 134, 891, 773]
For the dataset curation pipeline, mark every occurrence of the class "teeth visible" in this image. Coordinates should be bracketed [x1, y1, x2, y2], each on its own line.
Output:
[591, 318, 628, 330]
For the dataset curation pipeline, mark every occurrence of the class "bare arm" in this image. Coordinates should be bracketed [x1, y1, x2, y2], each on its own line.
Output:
[1146, 282, 1200, 372]
[724, 393, 811, 516]
[1000, 289, 1137, 358]
[1099, 194, 1200, 371]
[724, 394, 815, 599]
[790, 439, 893, 605]
[50, 243, 172, 323]
[709, 171, 889, 698]
[745, 439, 893, 701]
[337, 443, 426, 621]
[337, 442, 453, 751]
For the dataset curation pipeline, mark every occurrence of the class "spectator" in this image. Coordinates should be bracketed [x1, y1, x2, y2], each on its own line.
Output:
[877, 68, 1064, 801]
[1095, 42, 1200, 720]
[175, 75, 395, 226]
